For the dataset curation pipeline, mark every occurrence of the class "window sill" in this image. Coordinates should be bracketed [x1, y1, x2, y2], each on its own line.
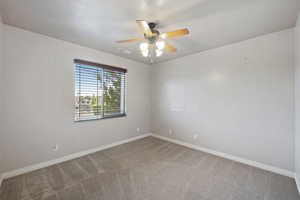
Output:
[74, 113, 127, 123]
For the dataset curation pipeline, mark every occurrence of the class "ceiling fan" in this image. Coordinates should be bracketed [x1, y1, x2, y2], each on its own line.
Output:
[116, 20, 190, 58]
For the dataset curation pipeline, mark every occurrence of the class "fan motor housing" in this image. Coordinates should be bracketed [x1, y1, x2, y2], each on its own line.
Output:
[145, 23, 160, 44]
[148, 22, 157, 30]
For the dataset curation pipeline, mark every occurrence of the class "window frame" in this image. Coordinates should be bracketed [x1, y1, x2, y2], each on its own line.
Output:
[74, 59, 127, 122]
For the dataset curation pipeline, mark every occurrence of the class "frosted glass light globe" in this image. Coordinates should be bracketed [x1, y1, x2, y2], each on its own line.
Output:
[156, 49, 163, 57]
[142, 50, 149, 57]
[140, 42, 149, 51]
[156, 41, 165, 50]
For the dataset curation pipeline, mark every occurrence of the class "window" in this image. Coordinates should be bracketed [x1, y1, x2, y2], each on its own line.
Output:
[74, 59, 127, 121]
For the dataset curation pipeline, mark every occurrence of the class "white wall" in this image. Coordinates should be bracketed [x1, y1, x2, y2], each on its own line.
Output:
[295, 14, 300, 183]
[151, 29, 295, 171]
[0, 24, 296, 176]
[0, 14, 4, 174]
[0, 25, 151, 173]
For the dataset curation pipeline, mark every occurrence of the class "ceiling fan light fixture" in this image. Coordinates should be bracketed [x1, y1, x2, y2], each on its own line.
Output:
[156, 49, 163, 57]
[140, 42, 149, 51]
[117, 20, 188, 59]
[156, 40, 165, 50]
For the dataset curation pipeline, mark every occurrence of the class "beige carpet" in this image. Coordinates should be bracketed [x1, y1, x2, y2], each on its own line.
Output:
[0, 136, 299, 200]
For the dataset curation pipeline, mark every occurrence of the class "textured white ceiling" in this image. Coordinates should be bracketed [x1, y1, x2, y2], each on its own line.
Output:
[1, 0, 299, 64]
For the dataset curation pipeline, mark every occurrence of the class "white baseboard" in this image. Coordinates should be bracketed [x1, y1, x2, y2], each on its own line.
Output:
[0, 132, 295, 189]
[295, 173, 300, 195]
[0, 174, 3, 187]
[1, 133, 151, 182]
[151, 134, 294, 178]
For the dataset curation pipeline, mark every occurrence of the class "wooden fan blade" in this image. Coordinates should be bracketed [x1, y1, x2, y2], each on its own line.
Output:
[165, 43, 177, 52]
[136, 20, 152, 36]
[161, 28, 189, 39]
[116, 38, 145, 43]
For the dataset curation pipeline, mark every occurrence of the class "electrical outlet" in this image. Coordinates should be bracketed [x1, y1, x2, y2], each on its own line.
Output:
[136, 128, 140, 133]
[169, 129, 173, 135]
[52, 144, 59, 151]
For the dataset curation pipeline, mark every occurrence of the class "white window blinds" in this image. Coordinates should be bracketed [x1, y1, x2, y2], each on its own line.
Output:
[74, 59, 126, 121]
